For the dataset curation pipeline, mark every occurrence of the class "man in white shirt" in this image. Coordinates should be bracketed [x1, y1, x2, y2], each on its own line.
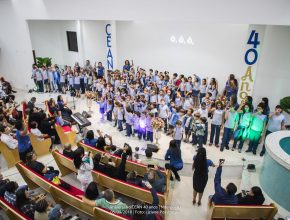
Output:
[0, 125, 18, 149]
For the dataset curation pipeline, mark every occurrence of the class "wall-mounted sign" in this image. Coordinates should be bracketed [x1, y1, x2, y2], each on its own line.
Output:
[106, 24, 113, 70]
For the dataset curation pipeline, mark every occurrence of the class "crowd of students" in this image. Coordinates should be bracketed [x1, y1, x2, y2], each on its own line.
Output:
[32, 59, 287, 157]
[0, 57, 287, 218]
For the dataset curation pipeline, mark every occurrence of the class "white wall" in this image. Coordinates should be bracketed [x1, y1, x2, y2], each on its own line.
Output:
[28, 20, 108, 68]
[116, 21, 249, 90]
[1, 0, 290, 90]
[252, 25, 290, 111]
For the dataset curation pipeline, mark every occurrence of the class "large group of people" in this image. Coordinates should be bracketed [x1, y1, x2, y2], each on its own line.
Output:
[0, 57, 287, 219]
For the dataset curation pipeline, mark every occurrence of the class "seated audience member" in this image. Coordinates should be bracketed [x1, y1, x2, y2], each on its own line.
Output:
[47, 98, 59, 115]
[140, 148, 160, 166]
[57, 95, 72, 116]
[39, 114, 59, 144]
[93, 151, 128, 181]
[96, 133, 113, 151]
[34, 199, 62, 220]
[30, 121, 49, 141]
[26, 151, 59, 181]
[237, 186, 265, 205]
[82, 189, 128, 215]
[0, 173, 10, 197]
[84, 130, 101, 147]
[126, 171, 143, 187]
[55, 110, 71, 127]
[83, 181, 100, 201]
[0, 124, 18, 149]
[15, 120, 33, 162]
[4, 181, 19, 206]
[144, 167, 166, 193]
[210, 160, 238, 205]
[62, 143, 75, 159]
[27, 97, 38, 112]
[114, 143, 132, 160]
[16, 188, 46, 219]
[104, 144, 117, 153]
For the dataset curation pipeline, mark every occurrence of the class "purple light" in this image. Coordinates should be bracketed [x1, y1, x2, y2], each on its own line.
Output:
[139, 118, 146, 129]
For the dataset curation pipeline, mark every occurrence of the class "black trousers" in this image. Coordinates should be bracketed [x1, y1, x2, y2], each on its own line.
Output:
[165, 163, 180, 180]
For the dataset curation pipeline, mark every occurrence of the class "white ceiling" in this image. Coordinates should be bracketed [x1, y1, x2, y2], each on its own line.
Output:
[1, 0, 290, 25]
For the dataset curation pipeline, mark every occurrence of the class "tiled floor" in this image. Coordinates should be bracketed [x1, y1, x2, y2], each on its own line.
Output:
[0, 90, 288, 219]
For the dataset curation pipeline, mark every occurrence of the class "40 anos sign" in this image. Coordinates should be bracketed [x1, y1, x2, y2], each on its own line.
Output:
[239, 30, 260, 100]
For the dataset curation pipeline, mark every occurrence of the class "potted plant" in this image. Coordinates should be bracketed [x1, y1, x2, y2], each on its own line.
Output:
[280, 97, 290, 114]
[36, 57, 52, 67]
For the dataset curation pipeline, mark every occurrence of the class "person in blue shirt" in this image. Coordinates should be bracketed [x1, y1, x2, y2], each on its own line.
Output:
[97, 62, 105, 78]
[15, 120, 33, 162]
[210, 160, 238, 205]
[192, 147, 215, 206]
[123, 60, 132, 72]
[165, 140, 183, 182]
[84, 130, 101, 147]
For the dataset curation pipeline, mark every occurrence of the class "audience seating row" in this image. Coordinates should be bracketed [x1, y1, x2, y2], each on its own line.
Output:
[52, 150, 169, 206]
[207, 202, 278, 220]
[0, 195, 30, 220]
[15, 162, 129, 220]
[0, 133, 51, 168]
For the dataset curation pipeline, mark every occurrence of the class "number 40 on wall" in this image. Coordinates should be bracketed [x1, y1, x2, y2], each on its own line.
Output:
[245, 30, 260, 65]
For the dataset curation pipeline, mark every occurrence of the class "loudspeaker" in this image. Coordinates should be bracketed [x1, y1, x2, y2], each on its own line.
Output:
[82, 111, 91, 118]
[66, 31, 78, 52]
[146, 144, 159, 153]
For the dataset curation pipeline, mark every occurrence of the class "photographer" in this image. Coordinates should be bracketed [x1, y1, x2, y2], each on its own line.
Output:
[143, 165, 166, 194]
[210, 159, 238, 205]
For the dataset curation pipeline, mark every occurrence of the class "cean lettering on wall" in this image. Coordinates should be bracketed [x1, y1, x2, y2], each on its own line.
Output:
[239, 30, 260, 100]
[106, 24, 113, 70]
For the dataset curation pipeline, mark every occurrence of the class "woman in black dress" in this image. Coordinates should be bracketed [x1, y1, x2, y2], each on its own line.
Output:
[192, 147, 215, 206]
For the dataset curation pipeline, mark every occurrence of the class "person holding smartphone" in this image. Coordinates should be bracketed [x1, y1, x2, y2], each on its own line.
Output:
[237, 186, 265, 205]
[210, 159, 238, 205]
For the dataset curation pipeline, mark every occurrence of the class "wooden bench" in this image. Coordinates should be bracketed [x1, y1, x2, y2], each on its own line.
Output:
[29, 133, 51, 157]
[0, 196, 30, 220]
[15, 162, 129, 220]
[0, 141, 20, 168]
[52, 150, 169, 206]
[207, 203, 278, 220]
[55, 124, 77, 146]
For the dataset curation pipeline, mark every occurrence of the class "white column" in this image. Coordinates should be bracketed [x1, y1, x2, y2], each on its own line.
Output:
[104, 21, 118, 70]
[238, 25, 266, 102]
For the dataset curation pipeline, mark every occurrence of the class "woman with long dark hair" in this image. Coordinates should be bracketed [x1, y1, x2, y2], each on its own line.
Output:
[192, 147, 215, 206]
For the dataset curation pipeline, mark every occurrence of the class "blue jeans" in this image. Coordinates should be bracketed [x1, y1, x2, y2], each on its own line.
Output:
[233, 126, 247, 150]
[248, 129, 262, 153]
[197, 135, 204, 148]
[204, 122, 208, 145]
[210, 124, 221, 145]
[118, 120, 123, 131]
[221, 127, 233, 150]
[147, 131, 153, 142]
[126, 124, 132, 137]
[107, 110, 112, 121]
[192, 133, 197, 145]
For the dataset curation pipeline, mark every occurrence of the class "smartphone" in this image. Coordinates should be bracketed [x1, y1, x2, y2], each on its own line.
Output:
[147, 164, 155, 169]
[219, 159, 225, 164]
